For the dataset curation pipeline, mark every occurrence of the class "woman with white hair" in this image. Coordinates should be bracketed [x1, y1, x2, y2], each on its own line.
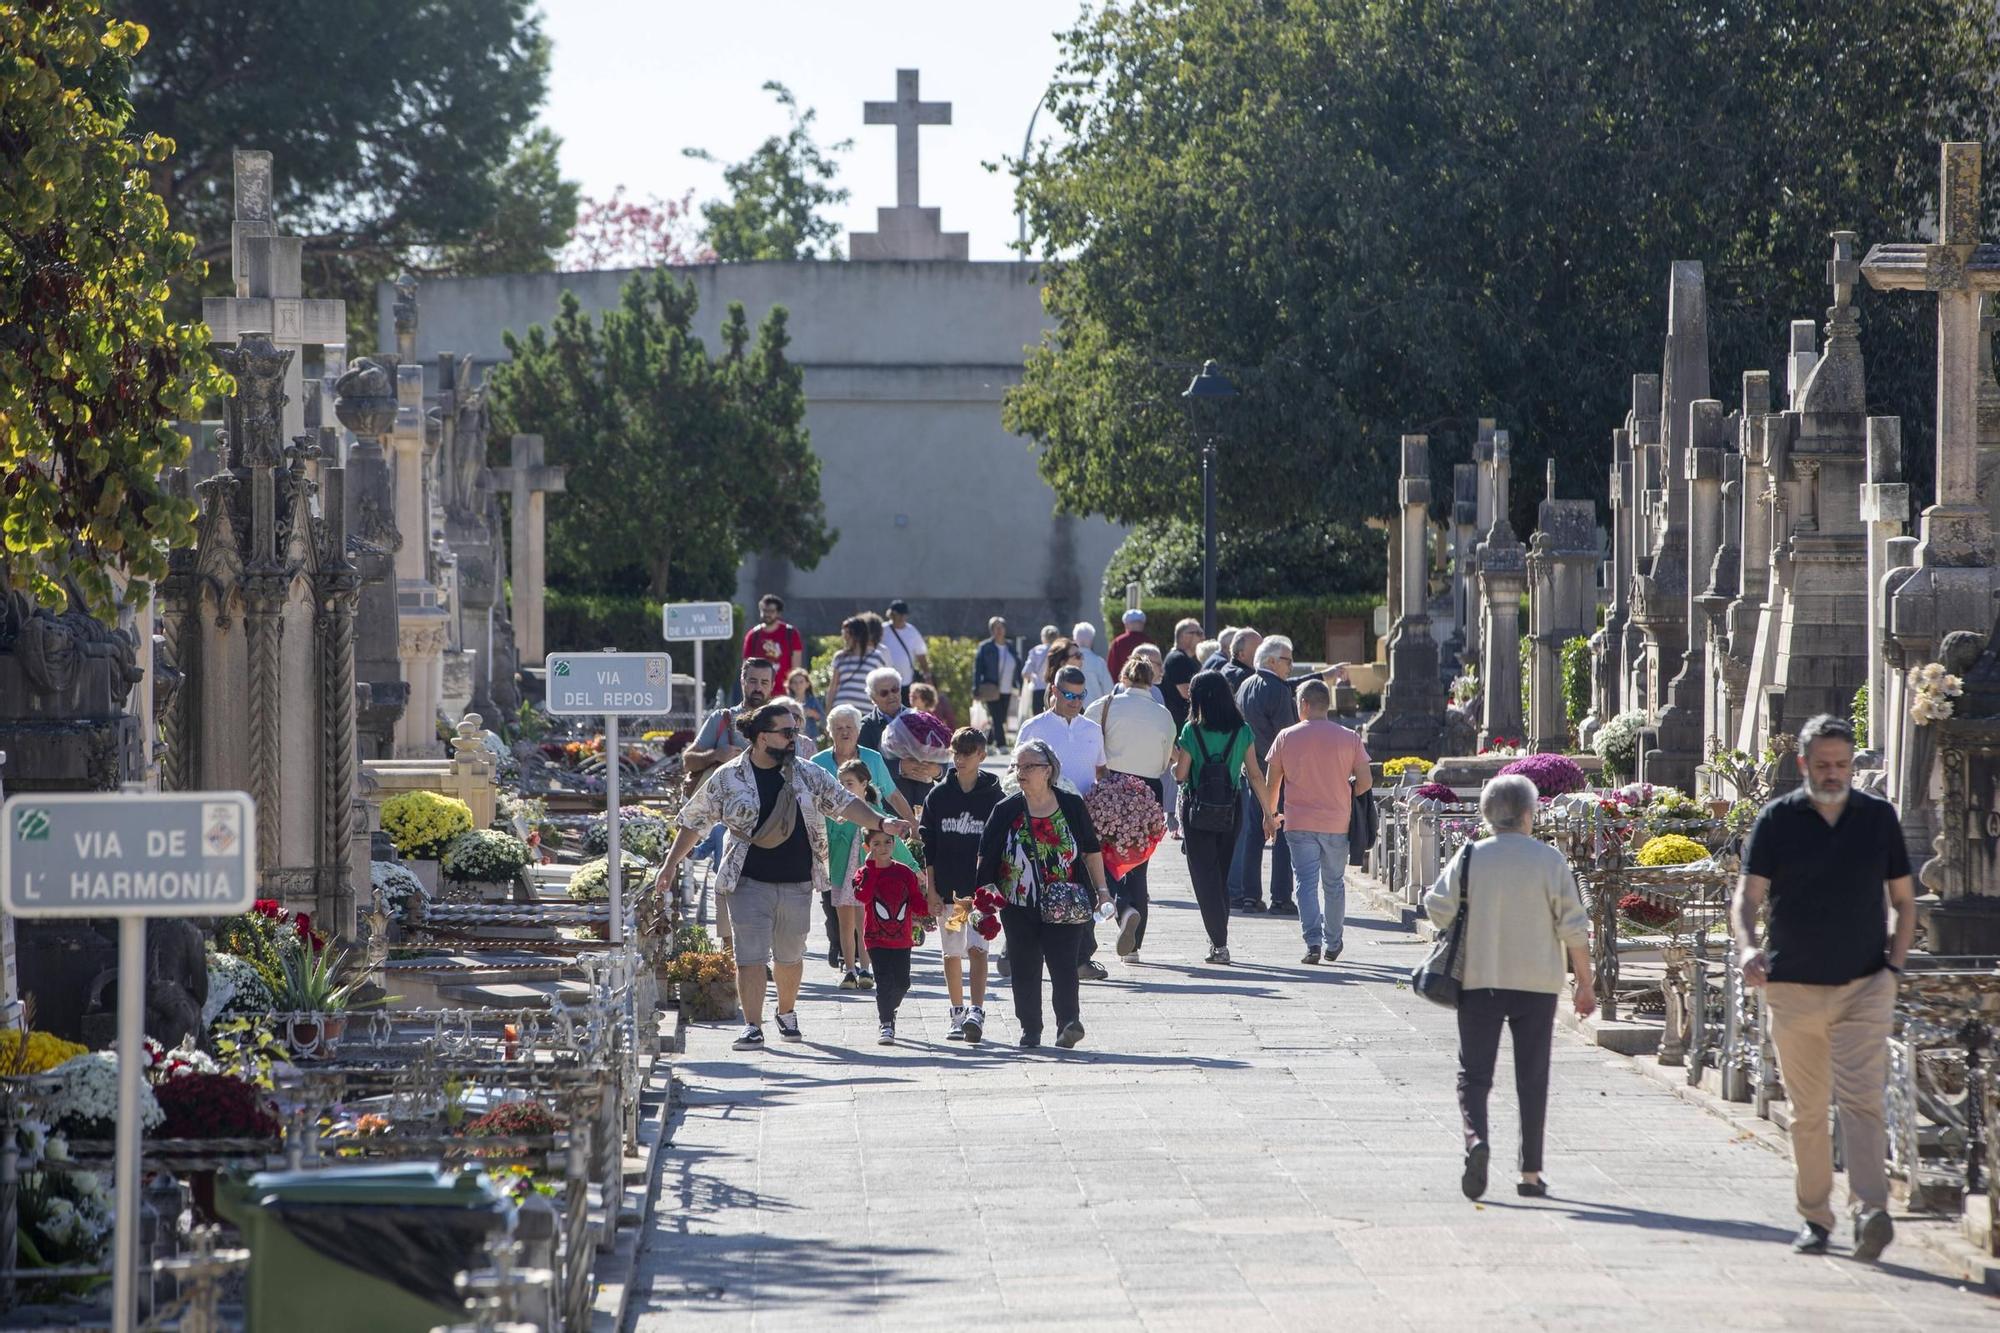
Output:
[1071, 622, 1116, 703]
[1423, 774, 1595, 1201]
[812, 704, 917, 969]
[972, 737, 1113, 1049]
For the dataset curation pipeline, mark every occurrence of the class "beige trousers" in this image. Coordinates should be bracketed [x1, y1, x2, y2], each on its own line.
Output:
[1763, 967, 1895, 1229]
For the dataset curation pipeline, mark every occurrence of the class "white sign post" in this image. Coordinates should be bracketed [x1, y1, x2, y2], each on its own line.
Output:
[545, 653, 673, 945]
[662, 601, 734, 721]
[4, 789, 257, 1333]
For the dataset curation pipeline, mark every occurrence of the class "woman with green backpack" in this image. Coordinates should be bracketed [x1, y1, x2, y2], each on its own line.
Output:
[1171, 670, 1276, 964]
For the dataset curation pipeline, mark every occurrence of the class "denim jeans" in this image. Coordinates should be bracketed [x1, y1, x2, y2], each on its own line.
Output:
[1284, 830, 1349, 949]
[1228, 784, 1290, 905]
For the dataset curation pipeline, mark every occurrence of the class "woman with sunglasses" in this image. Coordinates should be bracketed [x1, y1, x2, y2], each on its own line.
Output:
[971, 737, 1113, 1049]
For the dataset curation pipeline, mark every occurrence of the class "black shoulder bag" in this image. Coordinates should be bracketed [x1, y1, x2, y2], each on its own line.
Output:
[1411, 845, 1472, 1008]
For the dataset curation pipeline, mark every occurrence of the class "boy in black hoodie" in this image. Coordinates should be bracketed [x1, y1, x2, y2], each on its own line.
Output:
[921, 728, 1005, 1043]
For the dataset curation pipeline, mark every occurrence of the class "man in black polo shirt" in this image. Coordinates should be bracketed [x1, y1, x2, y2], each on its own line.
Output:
[1733, 714, 1915, 1262]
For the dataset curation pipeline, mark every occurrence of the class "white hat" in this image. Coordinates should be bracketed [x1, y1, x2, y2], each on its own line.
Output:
[1121, 608, 1146, 625]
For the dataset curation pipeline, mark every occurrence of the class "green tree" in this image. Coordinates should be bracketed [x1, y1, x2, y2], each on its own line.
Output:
[0, 2, 232, 621]
[485, 272, 835, 600]
[686, 82, 850, 261]
[1006, 0, 2000, 539]
[121, 0, 576, 345]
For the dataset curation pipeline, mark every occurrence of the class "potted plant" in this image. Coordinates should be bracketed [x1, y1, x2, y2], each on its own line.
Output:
[268, 947, 376, 1055]
[441, 828, 533, 903]
[664, 947, 739, 1022]
[379, 791, 475, 895]
[152, 1070, 282, 1223]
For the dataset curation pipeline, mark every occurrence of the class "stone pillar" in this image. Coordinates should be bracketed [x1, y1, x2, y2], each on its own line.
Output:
[491, 434, 566, 666]
[334, 357, 410, 760]
[1528, 463, 1599, 752]
[1466, 419, 1497, 666]
[1858, 417, 1909, 752]
[1591, 428, 1633, 733]
[1449, 463, 1478, 668]
[315, 450, 360, 942]
[1698, 449, 1744, 762]
[1362, 436, 1447, 759]
[1621, 376, 1662, 714]
[389, 356, 449, 754]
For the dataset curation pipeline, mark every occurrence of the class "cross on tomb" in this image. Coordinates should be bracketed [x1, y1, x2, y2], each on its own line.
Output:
[865, 68, 951, 209]
[489, 434, 566, 665]
[202, 150, 346, 447]
[1862, 142, 2000, 517]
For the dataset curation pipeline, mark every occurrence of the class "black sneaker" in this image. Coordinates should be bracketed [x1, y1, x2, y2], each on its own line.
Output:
[1791, 1221, 1830, 1255]
[827, 942, 842, 969]
[1269, 901, 1299, 917]
[732, 1025, 765, 1051]
[1077, 960, 1109, 981]
[774, 1011, 802, 1042]
[1019, 1032, 1041, 1049]
[1326, 940, 1344, 964]
[1461, 1143, 1489, 1200]
[1056, 1019, 1086, 1049]
[1852, 1209, 1894, 1262]
[1241, 899, 1268, 914]
[1302, 946, 1323, 965]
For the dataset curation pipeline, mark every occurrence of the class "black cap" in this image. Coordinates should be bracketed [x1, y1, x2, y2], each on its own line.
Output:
[886, 599, 910, 615]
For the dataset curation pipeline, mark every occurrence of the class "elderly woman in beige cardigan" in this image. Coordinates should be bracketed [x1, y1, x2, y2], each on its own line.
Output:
[1424, 774, 1595, 1201]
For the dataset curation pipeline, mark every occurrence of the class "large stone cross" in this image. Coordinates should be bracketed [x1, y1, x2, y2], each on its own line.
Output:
[1862, 142, 2000, 551]
[490, 434, 565, 665]
[201, 150, 347, 447]
[865, 68, 951, 209]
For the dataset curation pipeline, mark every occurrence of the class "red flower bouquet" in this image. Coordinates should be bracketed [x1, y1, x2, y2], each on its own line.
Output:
[1084, 773, 1167, 879]
[1618, 892, 1682, 930]
[154, 1073, 282, 1140]
[972, 888, 1007, 941]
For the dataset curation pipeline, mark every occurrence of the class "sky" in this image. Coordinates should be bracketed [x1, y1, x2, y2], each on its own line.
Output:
[539, 1, 1090, 262]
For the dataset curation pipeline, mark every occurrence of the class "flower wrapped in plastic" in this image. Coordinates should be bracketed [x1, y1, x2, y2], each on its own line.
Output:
[879, 710, 954, 768]
[1083, 772, 1167, 880]
[972, 888, 1007, 941]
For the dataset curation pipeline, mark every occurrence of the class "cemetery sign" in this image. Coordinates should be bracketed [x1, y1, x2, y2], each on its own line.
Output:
[3, 791, 257, 918]
[543, 652, 673, 717]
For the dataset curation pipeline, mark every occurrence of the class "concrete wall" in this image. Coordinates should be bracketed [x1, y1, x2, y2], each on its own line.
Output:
[378, 261, 1125, 639]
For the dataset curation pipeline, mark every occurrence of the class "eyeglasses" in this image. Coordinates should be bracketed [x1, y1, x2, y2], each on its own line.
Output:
[873, 686, 900, 696]
[1058, 689, 1085, 702]
[763, 726, 799, 739]
[1012, 761, 1050, 773]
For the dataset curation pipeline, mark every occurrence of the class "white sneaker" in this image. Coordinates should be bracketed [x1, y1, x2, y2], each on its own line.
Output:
[962, 1006, 985, 1044]
[1115, 906, 1142, 957]
[877, 1023, 895, 1045]
[946, 1006, 968, 1041]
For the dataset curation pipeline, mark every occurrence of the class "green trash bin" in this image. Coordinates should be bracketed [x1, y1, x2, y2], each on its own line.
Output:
[217, 1162, 515, 1332]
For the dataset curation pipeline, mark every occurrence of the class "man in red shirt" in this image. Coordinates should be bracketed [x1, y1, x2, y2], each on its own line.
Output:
[741, 594, 804, 677]
[1106, 608, 1151, 681]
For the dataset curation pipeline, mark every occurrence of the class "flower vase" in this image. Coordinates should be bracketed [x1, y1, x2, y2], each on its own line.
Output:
[410, 858, 441, 900]
[286, 1014, 349, 1058]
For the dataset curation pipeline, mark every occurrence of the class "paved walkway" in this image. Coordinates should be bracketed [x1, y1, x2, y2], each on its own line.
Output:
[632, 846, 1995, 1330]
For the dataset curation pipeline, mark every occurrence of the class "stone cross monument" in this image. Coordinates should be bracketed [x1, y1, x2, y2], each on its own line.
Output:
[1476, 431, 1527, 747]
[1527, 462, 1599, 751]
[850, 69, 968, 261]
[1863, 141, 2000, 886]
[200, 151, 346, 447]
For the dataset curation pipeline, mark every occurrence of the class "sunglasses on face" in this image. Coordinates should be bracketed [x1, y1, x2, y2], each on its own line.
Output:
[1058, 689, 1085, 702]
[763, 726, 799, 739]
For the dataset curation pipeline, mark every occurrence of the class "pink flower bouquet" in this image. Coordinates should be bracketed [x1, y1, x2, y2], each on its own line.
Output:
[1084, 773, 1167, 879]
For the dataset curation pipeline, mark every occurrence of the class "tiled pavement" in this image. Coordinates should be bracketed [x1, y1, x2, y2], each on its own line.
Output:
[631, 847, 1996, 1330]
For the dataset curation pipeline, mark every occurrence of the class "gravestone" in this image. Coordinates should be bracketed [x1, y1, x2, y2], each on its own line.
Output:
[1858, 417, 1909, 755]
[490, 435, 566, 668]
[387, 278, 451, 754]
[1650, 397, 1729, 790]
[1718, 372, 1775, 754]
[159, 333, 362, 940]
[850, 70, 968, 261]
[1527, 463, 1599, 751]
[432, 353, 501, 719]
[1864, 141, 2000, 919]
[1620, 376, 1663, 716]
[1362, 436, 1446, 759]
[1587, 425, 1634, 741]
[1637, 262, 1709, 790]
[1448, 463, 1479, 670]
[1476, 432, 1527, 746]
[1697, 447, 1744, 761]
[335, 356, 410, 758]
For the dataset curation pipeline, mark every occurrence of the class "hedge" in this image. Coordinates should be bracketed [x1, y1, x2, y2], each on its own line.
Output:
[1101, 593, 1381, 662]
[544, 590, 742, 696]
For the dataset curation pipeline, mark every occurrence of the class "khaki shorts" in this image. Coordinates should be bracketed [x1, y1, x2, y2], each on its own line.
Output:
[728, 876, 815, 967]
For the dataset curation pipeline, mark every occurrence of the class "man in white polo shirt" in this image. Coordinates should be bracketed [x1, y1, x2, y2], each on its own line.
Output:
[880, 599, 930, 687]
[1017, 664, 1110, 979]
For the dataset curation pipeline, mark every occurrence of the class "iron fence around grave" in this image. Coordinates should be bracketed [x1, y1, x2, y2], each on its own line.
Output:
[1886, 960, 2000, 1214]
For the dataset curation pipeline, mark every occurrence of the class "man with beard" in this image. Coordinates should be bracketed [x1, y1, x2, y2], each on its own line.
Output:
[1732, 714, 1915, 1263]
[655, 701, 914, 1050]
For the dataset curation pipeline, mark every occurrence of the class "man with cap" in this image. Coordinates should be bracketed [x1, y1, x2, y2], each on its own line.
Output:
[1107, 608, 1152, 681]
[880, 600, 930, 687]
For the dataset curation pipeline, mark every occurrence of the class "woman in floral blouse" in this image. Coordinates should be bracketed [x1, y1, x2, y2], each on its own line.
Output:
[971, 738, 1113, 1049]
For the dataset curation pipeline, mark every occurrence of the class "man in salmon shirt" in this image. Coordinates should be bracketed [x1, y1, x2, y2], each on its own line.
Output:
[742, 594, 804, 677]
[1261, 679, 1372, 965]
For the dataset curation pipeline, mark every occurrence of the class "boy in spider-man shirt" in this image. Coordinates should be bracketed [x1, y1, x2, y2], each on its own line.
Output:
[853, 827, 934, 1045]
